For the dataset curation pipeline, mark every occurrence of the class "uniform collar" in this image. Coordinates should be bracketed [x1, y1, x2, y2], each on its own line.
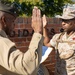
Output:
[0, 30, 8, 38]
[65, 32, 75, 39]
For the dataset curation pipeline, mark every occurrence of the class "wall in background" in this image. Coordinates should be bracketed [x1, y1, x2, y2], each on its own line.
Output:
[9, 17, 62, 75]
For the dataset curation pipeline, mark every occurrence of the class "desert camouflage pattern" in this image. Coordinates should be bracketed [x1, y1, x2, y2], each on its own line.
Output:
[50, 32, 75, 75]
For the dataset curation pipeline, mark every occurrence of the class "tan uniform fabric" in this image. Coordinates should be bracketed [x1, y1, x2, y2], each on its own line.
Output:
[0, 30, 43, 75]
[50, 32, 75, 75]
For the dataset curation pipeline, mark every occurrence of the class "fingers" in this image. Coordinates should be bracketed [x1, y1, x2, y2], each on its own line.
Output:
[31, 6, 43, 34]
[32, 6, 38, 23]
[43, 14, 46, 19]
[42, 14, 46, 22]
[32, 6, 42, 25]
[37, 8, 41, 18]
[42, 14, 47, 28]
[32, 6, 41, 18]
[43, 14, 46, 17]
[32, 6, 37, 18]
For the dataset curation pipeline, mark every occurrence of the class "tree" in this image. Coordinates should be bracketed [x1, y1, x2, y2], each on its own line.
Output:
[41, 0, 74, 17]
[2, 0, 75, 17]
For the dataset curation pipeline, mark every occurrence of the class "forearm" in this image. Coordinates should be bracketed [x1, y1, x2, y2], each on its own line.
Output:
[29, 32, 43, 64]
[8, 33, 43, 75]
[23, 33, 44, 74]
[43, 27, 50, 46]
[0, 32, 43, 75]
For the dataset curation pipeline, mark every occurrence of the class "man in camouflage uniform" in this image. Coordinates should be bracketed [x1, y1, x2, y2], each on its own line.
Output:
[43, 6, 75, 75]
[0, 1, 43, 75]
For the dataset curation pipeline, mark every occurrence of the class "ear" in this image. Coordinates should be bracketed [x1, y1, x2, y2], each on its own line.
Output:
[1, 16, 6, 23]
[1, 16, 6, 27]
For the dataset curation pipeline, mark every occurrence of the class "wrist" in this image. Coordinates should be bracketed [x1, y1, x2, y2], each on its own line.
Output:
[43, 27, 48, 30]
[35, 31, 43, 35]
[43, 26, 47, 29]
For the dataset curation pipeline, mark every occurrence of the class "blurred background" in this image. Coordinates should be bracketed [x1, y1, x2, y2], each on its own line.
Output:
[3, 0, 75, 75]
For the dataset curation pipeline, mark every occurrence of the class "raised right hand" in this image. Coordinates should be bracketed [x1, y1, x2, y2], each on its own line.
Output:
[31, 6, 43, 34]
[42, 15, 47, 28]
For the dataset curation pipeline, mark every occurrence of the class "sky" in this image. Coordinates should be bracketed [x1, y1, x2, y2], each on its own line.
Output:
[72, 0, 75, 2]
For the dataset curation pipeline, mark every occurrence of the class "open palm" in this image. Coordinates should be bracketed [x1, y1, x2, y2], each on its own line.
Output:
[42, 15, 47, 28]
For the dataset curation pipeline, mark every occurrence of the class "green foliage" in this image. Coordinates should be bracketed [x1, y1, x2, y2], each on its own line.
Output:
[41, 0, 74, 17]
[2, 0, 74, 17]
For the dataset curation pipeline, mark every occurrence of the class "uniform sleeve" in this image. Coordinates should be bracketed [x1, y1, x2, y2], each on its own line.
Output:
[0, 33, 44, 75]
[50, 33, 61, 48]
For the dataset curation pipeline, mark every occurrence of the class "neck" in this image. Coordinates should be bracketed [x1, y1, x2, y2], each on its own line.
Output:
[66, 31, 75, 36]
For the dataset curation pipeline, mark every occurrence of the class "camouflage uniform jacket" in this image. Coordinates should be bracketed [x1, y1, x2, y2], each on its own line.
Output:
[50, 32, 75, 75]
